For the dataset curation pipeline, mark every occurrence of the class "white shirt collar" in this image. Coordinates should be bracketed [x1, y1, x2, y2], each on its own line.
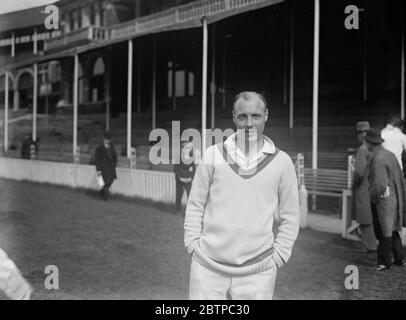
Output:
[223, 132, 276, 169]
[224, 132, 276, 153]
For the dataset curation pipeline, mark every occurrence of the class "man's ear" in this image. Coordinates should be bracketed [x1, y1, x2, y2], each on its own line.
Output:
[265, 109, 269, 122]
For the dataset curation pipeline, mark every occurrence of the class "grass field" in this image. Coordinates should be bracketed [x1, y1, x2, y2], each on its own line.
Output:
[0, 178, 405, 300]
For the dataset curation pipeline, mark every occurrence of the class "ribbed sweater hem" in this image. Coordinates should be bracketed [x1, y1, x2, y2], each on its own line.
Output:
[193, 245, 277, 276]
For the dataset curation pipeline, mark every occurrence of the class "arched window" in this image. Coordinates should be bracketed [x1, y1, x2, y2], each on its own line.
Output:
[93, 57, 105, 75]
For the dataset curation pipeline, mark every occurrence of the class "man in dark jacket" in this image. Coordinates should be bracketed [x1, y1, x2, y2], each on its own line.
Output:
[352, 121, 377, 252]
[21, 133, 37, 159]
[365, 129, 406, 271]
[174, 142, 196, 214]
[95, 132, 118, 200]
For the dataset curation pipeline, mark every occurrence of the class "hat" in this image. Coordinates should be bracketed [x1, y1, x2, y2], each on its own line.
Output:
[364, 129, 384, 145]
[356, 121, 370, 133]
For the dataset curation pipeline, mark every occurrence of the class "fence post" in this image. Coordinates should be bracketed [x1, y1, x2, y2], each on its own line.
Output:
[130, 147, 136, 196]
[74, 146, 80, 164]
[347, 155, 355, 189]
[297, 153, 308, 228]
[30, 144, 37, 160]
[130, 147, 136, 169]
[342, 155, 358, 239]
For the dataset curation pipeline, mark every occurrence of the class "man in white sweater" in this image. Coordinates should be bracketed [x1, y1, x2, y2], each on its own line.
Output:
[381, 115, 406, 170]
[0, 248, 32, 300]
[184, 91, 300, 300]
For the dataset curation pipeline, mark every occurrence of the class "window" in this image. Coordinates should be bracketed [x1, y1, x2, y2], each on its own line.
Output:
[188, 72, 194, 96]
[168, 61, 194, 98]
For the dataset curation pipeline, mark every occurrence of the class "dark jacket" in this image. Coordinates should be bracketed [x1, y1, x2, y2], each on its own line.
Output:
[174, 162, 196, 182]
[368, 145, 406, 231]
[95, 143, 118, 185]
[21, 137, 37, 159]
[353, 143, 373, 224]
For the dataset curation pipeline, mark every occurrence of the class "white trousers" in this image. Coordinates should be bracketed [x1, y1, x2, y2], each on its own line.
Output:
[189, 258, 277, 300]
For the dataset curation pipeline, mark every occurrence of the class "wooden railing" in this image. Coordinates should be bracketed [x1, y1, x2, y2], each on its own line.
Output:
[110, 0, 280, 40]
[45, 26, 110, 51]
[45, 0, 280, 51]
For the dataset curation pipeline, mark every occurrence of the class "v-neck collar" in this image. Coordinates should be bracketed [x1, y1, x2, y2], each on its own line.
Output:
[217, 143, 280, 179]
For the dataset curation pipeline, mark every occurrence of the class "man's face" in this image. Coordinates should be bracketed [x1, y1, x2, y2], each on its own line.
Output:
[103, 138, 110, 147]
[357, 132, 365, 144]
[232, 98, 268, 143]
[365, 141, 375, 152]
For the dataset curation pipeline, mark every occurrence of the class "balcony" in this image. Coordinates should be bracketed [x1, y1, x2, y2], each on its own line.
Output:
[44, 26, 110, 53]
[44, 0, 280, 52]
[110, 0, 281, 39]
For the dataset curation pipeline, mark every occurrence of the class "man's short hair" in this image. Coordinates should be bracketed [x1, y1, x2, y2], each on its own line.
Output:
[233, 91, 268, 111]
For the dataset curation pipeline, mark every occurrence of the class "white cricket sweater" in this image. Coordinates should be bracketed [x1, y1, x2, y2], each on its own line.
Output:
[184, 136, 300, 276]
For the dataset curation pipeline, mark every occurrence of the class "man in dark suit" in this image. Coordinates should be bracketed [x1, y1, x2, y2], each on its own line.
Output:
[174, 142, 196, 214]
[365, 129, 406, 271]
[95, 132, 118, 200]
[21, 133, 37, 159]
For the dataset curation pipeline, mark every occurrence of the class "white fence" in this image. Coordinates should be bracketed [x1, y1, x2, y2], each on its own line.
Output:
[0, 158, 176, 204]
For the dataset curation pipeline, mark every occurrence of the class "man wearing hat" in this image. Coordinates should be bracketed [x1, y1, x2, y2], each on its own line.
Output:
[365, 129, 406, 270]
[94, 132, 118, 200]
[352, 121, 377, 252]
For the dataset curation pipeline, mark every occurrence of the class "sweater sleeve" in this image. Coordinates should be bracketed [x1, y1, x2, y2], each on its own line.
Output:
[184, 147, 215, 255]
[272, 156, 300, 268]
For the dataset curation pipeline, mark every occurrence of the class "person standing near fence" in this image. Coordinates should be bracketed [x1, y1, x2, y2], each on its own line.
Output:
[94, 132, 118, 201]
[184, 91, 300, 299]
[365, 129, 406, 271]
[352, 121, 377, 252]
[20, 133, 37, 159]
[174, 142, 196, 215]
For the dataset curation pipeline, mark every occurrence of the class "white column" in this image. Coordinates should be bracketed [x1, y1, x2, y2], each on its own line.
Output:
[11, 33, 15, 57]
[127, 39, 133, 158]
[363, 5, 367, 102]
[105, 69, 110, 131]
[73, 54, 79, 157]
[172, 33, 177, 111]
[33, 63, 38, 142]
[152, 37, 156, 130]
[312, 0, 320, 170]
[202, 17, 208, 155]
[13, 89, 19, 112]
[289, 1, 295, 129]
[222, 35, 226, 109]
[211, 24, 216, 129]
[401, 30, 405, 120]
[137, 50, 141, 113]
[4, 71, 9, 151]
[95, 5, 101, 27]
[33, 29, 37, 54]
[283, 4, 288, 105]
